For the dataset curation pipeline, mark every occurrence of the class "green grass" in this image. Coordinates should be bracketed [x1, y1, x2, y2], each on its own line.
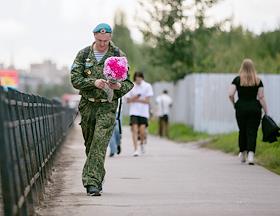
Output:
[207, 132, 240, 154]
[148, 118, 209, 142]
[123, 116, 130, 126]
[124, 116, 209, 142]
[206, 130, 280, 175]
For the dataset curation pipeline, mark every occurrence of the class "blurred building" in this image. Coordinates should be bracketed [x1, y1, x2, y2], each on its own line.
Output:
[29, 60, 68, 85]
[18, 70, 43, 93]
[0, 60, 70, 94]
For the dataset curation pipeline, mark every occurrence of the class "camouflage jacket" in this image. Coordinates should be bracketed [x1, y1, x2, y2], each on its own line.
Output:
[71, 42, 134, 101]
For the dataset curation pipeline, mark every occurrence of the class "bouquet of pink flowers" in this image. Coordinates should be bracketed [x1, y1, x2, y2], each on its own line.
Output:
[104, 56, 128, 82]
[103, 56, 128, 102]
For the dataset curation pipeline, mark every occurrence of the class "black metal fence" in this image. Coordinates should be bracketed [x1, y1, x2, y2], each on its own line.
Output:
[0, 87, 76, 216]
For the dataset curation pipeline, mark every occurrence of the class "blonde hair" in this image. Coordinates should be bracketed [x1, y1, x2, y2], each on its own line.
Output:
[239, 59, 260, 86]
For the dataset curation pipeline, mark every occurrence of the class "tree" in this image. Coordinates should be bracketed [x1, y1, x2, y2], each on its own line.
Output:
[138, 0, 220, 81]
[112, 10, 139, 67]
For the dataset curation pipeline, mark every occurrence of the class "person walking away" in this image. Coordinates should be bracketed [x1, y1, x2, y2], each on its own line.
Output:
[126, 71, 153, 156]
[228, 58, 268, 165]
[109, 99, 122, 157]
[156, 90, 172, 137]
[71, 23, 134, 196]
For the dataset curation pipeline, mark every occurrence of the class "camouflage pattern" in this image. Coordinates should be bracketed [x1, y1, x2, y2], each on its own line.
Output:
[80, 99, 118, 187]
[71, 42, 134, 188]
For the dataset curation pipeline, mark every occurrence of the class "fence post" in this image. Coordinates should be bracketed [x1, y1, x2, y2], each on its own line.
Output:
[0, 87, 15, 215]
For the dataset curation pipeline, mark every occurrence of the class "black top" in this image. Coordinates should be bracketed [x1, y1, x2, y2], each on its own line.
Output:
[232, 76, 263, 101]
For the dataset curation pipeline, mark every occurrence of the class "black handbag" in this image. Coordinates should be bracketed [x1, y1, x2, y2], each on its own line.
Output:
[262, 114, 280, 143]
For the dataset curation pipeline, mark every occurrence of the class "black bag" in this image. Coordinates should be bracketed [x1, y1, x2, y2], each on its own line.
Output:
[262, 114, 280, 143]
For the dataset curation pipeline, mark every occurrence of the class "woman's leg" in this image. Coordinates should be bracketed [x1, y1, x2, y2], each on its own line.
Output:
[139, 124, 146, 145]
[236, 112, 248, 152]
[131, 124, 139, 151]
[246, 111, 262, 153]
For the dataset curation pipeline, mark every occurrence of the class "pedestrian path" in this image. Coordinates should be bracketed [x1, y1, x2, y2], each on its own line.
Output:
[37, 120, 280, 216]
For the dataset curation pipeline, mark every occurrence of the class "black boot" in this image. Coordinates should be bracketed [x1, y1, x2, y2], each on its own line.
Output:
[86, 186, 101, 196]
[98, 185, 103, 193]
[117, 145, 121, 155]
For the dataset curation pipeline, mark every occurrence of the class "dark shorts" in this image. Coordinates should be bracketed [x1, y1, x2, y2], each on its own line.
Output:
[130, 115, 148, 127]
[159, 114, 169, 122]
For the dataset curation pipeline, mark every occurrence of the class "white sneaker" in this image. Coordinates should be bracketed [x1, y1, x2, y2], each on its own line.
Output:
[133, 150, 139, 157]
[248, 151, 255, 165]
[239, 151, 247, 163]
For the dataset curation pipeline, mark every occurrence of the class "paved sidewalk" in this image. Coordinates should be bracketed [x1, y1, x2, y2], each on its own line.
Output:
[37, 120, 280, 216]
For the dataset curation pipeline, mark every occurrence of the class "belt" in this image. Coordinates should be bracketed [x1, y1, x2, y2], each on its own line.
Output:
[87, 98, 108, 103]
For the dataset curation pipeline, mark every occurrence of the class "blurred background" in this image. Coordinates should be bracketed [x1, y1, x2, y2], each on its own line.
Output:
[0, 0, 280, 132]
[1, 2, 280, 215]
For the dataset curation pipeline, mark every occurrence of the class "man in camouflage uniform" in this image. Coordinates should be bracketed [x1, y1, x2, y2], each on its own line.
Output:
[71, 23, 133, 196]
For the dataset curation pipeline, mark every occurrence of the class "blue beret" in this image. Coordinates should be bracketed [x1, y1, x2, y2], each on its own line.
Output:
[93, 23, 112, 33]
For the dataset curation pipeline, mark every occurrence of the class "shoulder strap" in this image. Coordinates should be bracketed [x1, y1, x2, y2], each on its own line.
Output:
[114, 47, 121, 57]
[116, 99, 122, 134]
[82, 46, 91, 64]
[114, 47, 122, 133]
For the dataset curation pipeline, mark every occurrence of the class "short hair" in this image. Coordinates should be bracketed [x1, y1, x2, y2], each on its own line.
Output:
[163, 90, 168, 94]
[133, 71, 144, 81]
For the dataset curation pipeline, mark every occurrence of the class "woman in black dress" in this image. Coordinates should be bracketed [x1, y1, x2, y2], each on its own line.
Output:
[229, 59, 268, 165]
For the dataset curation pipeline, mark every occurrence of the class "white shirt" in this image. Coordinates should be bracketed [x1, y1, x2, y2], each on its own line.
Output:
[126, 80, 153, 118]
[156, 94, 172, 116]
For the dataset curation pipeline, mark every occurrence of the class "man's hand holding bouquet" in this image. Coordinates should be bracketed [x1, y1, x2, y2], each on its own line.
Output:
[95, 56, 128, 102]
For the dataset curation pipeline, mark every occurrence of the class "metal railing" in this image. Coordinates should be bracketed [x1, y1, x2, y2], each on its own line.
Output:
[0, 87, 76, 216]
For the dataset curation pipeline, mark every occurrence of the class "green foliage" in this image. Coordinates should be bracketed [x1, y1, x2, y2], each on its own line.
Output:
[111, 6, 280, 84]
[112, 10, 141, 70]
[206, 130, 280, 175]
[136, 0, 280, 82]
[192, 26, 280, 73]
[138, 0, 220, 81]
[148, 118, 209, 142]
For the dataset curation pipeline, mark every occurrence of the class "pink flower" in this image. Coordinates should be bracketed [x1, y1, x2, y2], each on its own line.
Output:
[104, 57, 128, 82]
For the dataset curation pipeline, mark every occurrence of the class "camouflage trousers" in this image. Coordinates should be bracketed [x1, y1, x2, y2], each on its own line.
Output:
[79, 97, 118, 188]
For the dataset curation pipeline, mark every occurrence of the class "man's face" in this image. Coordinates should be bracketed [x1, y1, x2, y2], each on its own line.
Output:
[135, 77, 143, 85]
[94, 33, 111, 52]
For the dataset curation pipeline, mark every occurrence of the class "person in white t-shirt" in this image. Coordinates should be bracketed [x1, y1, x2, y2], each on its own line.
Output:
[126, 71, 153, 156]
[156, 90, 172, 137]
